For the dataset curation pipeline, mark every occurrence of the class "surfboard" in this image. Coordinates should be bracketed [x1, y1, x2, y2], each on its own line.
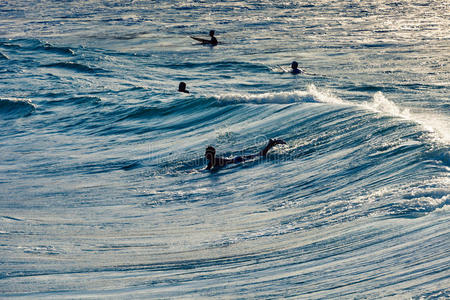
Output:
[277, 65, 289, 72]
[190, 36, 217, 45]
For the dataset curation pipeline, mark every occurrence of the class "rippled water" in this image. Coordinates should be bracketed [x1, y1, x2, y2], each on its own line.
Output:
[1, 0, 449, 298]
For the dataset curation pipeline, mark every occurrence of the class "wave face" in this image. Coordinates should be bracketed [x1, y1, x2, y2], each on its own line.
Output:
[0, 98, 35, 119]
[0, 0, 449, 299]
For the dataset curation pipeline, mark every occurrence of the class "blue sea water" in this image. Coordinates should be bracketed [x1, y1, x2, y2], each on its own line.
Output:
[0, 0, 449, 298]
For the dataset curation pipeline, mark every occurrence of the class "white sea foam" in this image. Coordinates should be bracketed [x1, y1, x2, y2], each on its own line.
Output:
[363, 92, 450, 144]
[306, 84, 347, 105]
[216, 86, 449, 144]
[216, 90, 312, 104]
[361, 177, 450, 216]
[215, 84, 345, 105]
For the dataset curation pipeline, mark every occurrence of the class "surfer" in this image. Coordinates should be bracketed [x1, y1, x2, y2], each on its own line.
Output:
[205, 139, 286, 170]
[178, 82, 189, 93]
[190, 30, 218, 46]
[291, 61, 303, 74]
[209, 30, 218, 45]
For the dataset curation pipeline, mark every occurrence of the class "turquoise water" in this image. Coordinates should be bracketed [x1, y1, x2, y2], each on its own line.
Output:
[1, 1, 449, 298]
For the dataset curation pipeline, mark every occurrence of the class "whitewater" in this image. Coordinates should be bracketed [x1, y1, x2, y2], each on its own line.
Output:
[0, 0, 449, 299]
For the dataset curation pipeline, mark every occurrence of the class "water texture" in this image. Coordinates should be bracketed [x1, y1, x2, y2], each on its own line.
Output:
[0, 0, 449, 299]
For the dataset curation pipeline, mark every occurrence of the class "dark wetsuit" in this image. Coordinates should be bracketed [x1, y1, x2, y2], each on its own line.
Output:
[206, 154, 257, 170]
[205, 139, 286, 170]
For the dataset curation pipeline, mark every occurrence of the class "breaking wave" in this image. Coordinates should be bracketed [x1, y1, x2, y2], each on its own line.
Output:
[0, 98, 36, 119]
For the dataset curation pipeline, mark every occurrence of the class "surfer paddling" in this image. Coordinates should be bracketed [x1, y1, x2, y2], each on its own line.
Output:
[205, 139, 286, 170]
[178, 82, 189, 93]
[277, 61, 304, 74]
[190, 30, 218, 46]
[290, 61, 304, 74]
[208, 30, 218, 45]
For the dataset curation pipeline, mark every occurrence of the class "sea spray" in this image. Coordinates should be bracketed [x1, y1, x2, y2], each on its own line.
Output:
[364, 92, 450, 144]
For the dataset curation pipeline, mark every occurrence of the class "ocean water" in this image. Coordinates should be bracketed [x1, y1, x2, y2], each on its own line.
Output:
[0, 0, 449, 298]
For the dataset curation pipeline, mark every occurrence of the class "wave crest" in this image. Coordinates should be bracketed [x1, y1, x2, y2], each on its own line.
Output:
[40, 43, 75, 55]
[0, 98, 36, 119]
[214, 86, 449, 146]
[41, 62, 104, 73]
[364, 92, 450, 144]
[215, 84, 345, 105]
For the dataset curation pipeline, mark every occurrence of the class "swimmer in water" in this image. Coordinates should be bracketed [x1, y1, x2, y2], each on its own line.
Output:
[209, 30, 218, 46]
[178, 82, 189, 93]
[291, 61, 303, 74]
[190, 30, 218, 46]
[205, 139, 286, 170]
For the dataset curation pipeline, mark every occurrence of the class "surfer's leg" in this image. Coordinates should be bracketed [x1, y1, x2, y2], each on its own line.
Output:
[232, 153, 260, 163]
[232, 139, 286, 163]
[259, 139, 286, 157]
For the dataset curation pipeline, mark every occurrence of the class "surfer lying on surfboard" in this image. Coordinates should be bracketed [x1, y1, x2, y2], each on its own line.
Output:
[277, 61, 304, 74]
[205, 139, 286, 170]
[190, 30, 218, 46]
[277, 61, 325, 77]
[290, 61, 304, 74]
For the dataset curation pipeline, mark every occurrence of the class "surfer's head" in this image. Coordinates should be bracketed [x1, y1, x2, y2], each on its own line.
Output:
[209, 30, 215, 37]
[205, 146, 216, 160]
[178, 82, 188, 93]
[291, 61, 298, 70]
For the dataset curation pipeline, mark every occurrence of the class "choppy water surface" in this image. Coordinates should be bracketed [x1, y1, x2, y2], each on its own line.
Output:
[0, 1, 449, 298]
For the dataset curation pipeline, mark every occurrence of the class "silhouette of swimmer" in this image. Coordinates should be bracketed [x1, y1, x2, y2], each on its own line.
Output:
[291, 61, 303, 74]
[205, 139, 286, 170]
[190, 30, 218, 46]
[178, 82, 189, 93]
[209, 30, 218, 45]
